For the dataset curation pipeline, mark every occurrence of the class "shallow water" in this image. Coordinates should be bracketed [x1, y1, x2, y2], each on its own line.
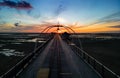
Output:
[0, 49, 24, 57]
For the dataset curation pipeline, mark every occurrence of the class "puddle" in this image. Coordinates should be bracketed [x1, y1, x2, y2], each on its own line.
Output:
[11, 43, 22, 44]
[0, 49, 24, 57]
[17, 38, 46, 43]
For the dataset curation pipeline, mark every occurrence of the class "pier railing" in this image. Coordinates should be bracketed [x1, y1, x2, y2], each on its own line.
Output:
[0, 37, 52, 78]
[70, 44, 120, 78]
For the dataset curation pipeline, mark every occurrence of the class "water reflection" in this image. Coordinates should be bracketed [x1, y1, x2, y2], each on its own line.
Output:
[0, 49, 24, 57]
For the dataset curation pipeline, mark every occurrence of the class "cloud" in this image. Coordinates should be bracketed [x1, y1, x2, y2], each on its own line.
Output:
[85, 11, 120, 27]
[0, 0, 32, 10]
[98, 11, 120, 23]
[14, 22, 19, 27]
[13, 14, 41, 24]
[54, 0, 66, 17]
[1, 24, 48, 32]
[97, 12, 120, 23]
[27, 10, 41, 19]
[109, 25, 120, 28]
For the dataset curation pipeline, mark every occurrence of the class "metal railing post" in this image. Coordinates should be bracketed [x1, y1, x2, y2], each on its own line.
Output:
[93, 59, 96, 69]
[87, 56, 90, 64]
[101, 65, 105, 78]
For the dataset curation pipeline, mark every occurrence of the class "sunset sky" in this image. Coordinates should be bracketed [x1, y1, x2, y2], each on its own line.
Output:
[0, 0, 120, 33]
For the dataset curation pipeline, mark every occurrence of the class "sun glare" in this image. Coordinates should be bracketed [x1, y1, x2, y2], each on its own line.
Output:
[57, 17, 66, 23]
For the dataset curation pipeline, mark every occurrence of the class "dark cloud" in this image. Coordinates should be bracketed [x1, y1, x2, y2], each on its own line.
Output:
[14, 21, 21, 27]
[0, 0, 32, 10]
[109, 25, 120, 28]
[14, 22, 19, 26]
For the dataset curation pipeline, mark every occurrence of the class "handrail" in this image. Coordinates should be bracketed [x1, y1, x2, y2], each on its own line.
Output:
[70, 44, 120, 78]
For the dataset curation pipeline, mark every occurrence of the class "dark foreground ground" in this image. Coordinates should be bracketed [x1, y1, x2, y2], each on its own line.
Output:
[72, 35, 120, 75]
[0, 33, 48, 76]
[0, 42, 36, 75]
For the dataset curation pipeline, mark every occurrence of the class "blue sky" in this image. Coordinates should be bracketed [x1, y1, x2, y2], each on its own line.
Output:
[29, 0, 120, 24]
[0, 0, 120, 32]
